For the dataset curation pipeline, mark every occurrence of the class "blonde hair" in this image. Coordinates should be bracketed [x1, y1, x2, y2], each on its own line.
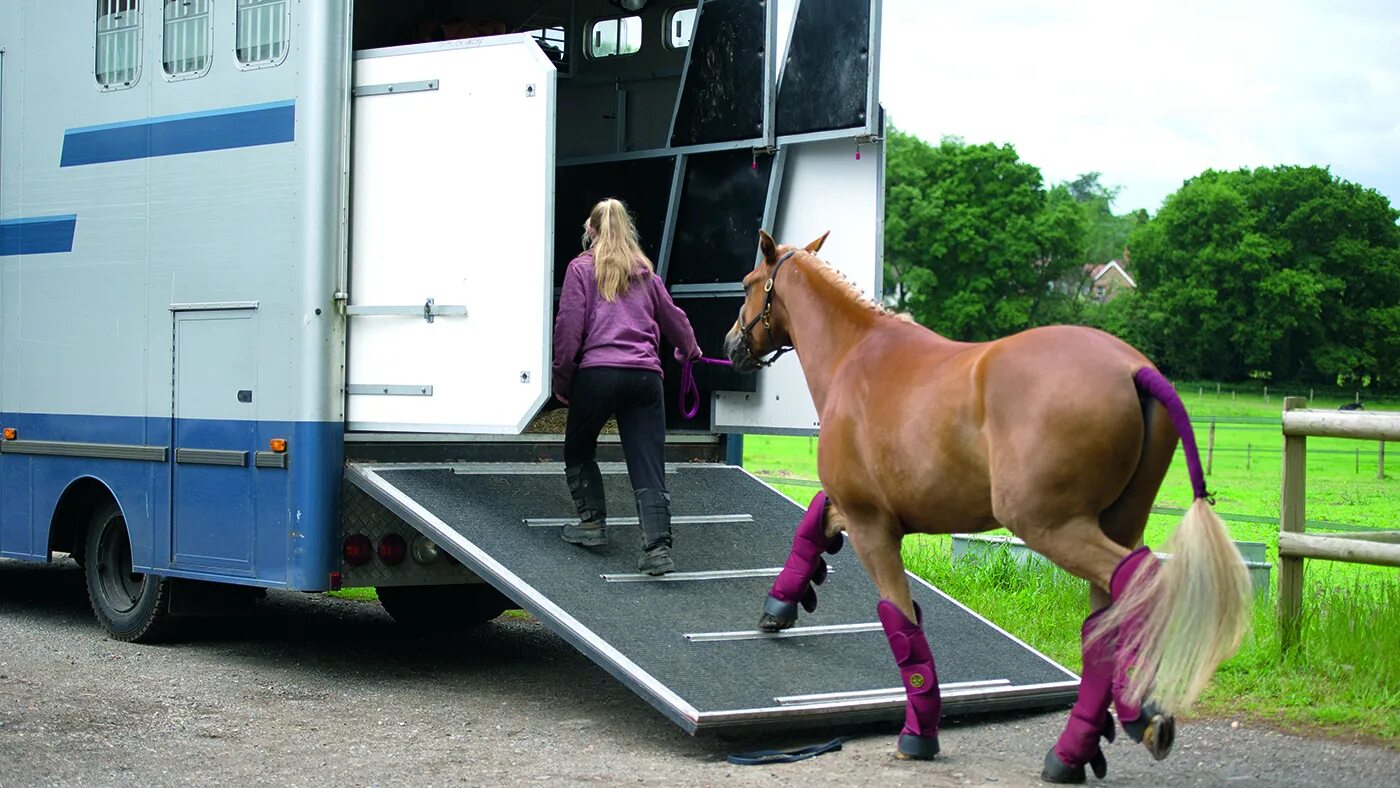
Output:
[586, 198, 653, 301]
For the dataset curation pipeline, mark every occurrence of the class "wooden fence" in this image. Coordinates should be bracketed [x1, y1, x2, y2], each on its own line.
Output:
[1278, 397, 1400, 650]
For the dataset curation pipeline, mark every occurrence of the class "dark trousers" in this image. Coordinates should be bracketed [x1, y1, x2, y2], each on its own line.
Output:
[564, 367, 667, 494]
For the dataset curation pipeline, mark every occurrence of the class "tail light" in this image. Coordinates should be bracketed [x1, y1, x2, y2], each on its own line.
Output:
[410, 533, 440, 565]
[378, 533, 407, 566]
[343, 534, 372, 566]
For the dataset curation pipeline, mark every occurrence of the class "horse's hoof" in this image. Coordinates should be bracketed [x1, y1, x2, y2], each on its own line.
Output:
[894, 732, 939, 760]
[759, 595, 798, 631]
[1140, 712, 1175, 761]
[1121, 703, 1174, 761]
[1040, 749, 1085, 784]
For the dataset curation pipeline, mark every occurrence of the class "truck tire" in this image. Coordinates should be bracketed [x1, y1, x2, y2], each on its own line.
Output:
[376, 584, 513, 630]
[84, 501, 172, 643]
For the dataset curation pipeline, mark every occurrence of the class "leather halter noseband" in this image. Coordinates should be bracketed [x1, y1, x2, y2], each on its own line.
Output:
[737, 250, 797, 368]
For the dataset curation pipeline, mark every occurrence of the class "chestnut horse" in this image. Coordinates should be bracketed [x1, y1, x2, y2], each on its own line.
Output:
[725, 231, 1252, 782]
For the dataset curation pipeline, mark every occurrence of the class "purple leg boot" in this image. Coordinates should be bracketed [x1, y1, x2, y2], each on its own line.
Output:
[1108, 546, 1175, 760]
[1042, 609, 1115, 783]
[878, 600, 941, 760]
[758, 491, 843, 631]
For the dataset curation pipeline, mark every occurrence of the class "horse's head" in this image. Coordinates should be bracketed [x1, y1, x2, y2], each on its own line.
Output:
[724, 229, 830, 372]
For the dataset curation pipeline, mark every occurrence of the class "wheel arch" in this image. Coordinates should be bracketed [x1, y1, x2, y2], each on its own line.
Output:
[47, 476, 124, 562]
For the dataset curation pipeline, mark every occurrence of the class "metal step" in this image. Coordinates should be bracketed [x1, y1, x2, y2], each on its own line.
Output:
[344, 462, 1077, 733]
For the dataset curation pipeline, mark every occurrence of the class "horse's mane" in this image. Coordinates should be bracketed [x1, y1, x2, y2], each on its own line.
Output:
[800, 251, 916, 323]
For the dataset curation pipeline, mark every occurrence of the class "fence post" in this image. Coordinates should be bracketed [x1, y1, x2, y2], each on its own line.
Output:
[1280, 397, 1308, 652]
[1247, 443, 1252, 470]
[1381, 442, 1387, 481]
[1206, 418, 1216, 475]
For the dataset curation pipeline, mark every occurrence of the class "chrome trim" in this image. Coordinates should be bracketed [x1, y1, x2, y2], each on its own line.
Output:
[526, 513, 753, 528]
[254, 451, 288, 469]
[693, 679, 1081, 727]
[0, 439, 168, 462]
[454, 461, 641, 476]
[684, 622, 882, 643]
[601, 567, 785, 583]
[774, 679, 1010, 706]
[353, 79, 438, 97]
[346, 384, 434, 397]
[343, 463, 705, 732]
[168, 301, 259, 312]
[560, 136, 765, 167]
[175, 448, 248, 467]
[867, 0, 882, 138]
[354, 33, 547, 60]
[756, 146, 788, 266]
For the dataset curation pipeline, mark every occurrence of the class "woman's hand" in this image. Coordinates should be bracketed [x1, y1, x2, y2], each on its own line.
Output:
[674, 345, 702, 365]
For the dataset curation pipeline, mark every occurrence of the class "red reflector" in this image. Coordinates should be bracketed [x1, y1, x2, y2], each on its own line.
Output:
[329, 571, 343, 591]
[343, 534, 372, 567]
[378, 533, 407, 566]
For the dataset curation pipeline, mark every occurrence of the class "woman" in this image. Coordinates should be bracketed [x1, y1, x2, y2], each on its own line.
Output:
[552, 198, 702, 576]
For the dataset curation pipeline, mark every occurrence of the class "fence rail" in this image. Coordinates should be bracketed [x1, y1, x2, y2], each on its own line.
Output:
[1278, 397, 1400, 651]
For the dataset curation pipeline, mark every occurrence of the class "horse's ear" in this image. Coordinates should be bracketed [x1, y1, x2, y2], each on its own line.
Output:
[804, 231, 831, 254]
[758, 229, 778, 263]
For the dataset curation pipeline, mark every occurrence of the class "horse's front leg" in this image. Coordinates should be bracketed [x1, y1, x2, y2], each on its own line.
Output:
[758, 491, 845, 631]
[846, 513, 941, 761]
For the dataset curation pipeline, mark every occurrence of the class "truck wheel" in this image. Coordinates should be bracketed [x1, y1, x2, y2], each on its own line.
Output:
[376, 584, 513, 630]
[84, 502, 172, 643]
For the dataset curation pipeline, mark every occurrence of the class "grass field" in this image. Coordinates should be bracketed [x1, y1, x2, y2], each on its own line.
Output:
[743, 387, 1400, 743]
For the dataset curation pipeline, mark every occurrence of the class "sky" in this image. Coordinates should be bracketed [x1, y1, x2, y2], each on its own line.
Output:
[828, 0, 1400, 214]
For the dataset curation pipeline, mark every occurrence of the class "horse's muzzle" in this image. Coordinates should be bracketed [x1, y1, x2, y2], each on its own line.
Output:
[724, 329, 760, 373]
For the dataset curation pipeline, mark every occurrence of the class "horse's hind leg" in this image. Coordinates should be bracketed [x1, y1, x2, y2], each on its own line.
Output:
[846, 514, 941, 760]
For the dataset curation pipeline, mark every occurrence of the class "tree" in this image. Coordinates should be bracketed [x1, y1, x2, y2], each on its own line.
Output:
[1128, 166, 1400, 385]
[882, 129, 1087, 340]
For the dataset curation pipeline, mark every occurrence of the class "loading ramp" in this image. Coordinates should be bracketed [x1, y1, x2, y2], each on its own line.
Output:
[345, 462, 1078, 733]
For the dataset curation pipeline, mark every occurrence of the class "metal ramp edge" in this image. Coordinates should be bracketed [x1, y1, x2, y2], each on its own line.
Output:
[344, 461, 1079, 733]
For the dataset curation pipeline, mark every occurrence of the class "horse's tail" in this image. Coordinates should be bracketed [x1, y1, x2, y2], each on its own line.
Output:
[1092, 366, 1253, 716]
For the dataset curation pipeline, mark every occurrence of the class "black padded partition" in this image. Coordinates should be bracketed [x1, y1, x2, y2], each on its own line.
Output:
[776, 0, 872, 136]
[667, 149, 773, 285]
[669, 0, 766, 146]
[553, 157, 677, 285]
[662, 295, 758, 430]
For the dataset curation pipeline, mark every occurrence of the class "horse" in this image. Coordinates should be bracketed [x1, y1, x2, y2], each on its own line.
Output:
[724, 230, 1253, 782]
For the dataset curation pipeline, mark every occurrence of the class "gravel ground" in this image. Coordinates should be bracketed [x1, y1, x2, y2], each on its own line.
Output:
[2, 560, 1396, 787]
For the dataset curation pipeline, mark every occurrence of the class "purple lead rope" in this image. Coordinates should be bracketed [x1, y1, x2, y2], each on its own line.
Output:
[680, 357, 733, 420]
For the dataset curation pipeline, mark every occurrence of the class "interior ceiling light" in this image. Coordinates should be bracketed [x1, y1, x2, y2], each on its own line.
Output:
[612, 0, 649, 11]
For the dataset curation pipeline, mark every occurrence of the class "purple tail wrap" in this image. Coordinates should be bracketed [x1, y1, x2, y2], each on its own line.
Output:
[1051, 608, 1116, 771]
[877, 600, 941, 742]
[1133, 366, 1209, 500]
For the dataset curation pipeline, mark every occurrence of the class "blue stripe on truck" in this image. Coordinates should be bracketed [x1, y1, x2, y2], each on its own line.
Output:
[0, 215, 78, 256]
[60, 100, 296, 167]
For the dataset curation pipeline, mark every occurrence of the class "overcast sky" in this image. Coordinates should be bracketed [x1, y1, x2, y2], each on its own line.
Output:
[843, 0, 1400, 214]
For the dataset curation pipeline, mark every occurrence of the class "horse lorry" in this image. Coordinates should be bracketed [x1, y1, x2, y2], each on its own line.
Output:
[0, 0, 1075, 733]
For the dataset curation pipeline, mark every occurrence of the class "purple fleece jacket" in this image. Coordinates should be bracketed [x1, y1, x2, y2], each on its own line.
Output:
[552, 252, 701, 399]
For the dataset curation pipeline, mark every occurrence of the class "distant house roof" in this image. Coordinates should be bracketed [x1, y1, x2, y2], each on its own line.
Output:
[1087, 260, 1136, 288]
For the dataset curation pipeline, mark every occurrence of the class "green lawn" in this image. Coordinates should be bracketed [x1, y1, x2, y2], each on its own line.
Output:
[743, 387, 1400, 743]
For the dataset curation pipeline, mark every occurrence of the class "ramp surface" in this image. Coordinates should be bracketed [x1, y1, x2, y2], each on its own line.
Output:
[347, 462, 1077, 732]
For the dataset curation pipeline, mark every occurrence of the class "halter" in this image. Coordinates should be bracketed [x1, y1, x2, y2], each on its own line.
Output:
[736, 250, 797, 368]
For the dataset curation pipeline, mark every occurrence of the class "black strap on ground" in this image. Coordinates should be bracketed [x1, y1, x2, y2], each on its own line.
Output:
[726, 736, 852, 766]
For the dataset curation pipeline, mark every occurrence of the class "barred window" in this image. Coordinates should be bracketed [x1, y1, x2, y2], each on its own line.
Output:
[96, 0, 143, 89]
[236, 0, 289, 66]
[163, 0, 213, 78]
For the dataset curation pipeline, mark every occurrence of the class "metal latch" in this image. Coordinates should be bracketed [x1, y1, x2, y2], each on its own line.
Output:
[344, 298, 468, 324]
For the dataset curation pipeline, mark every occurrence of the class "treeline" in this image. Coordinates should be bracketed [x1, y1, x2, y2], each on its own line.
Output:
[883, 128, 1400, 388]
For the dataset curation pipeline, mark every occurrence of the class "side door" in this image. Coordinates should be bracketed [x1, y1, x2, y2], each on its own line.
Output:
[346, 36, 556, 434]
[171, 309, 258, 574]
